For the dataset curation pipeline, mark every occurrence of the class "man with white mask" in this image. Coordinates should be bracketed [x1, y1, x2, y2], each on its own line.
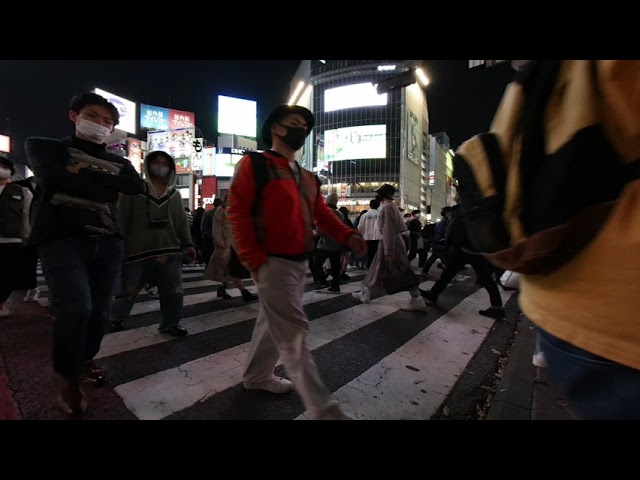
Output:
[25, 92, 145, 417]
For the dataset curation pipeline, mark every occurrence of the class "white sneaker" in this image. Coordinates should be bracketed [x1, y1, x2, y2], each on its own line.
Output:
[24, 288, 40, 302]
[244, 375, 294, 393]
[532, 351, 548, 368]
[0, 304, 11, 318]
[352, 290, 370, 304]
[403, 296, 428, 312]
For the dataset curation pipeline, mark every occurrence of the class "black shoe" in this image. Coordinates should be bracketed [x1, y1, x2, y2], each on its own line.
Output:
[159, 325, 189, 337]
[318, 287, 341, 294]
[478, 307, 506, 320]
[110, 320, 124, 332]
[314, 281, 330, 290]
[217, 286, 231, 299]
[241, 290, 258, 302]
[340, 273, 350, 280]
[419, 289, 438, 304]
[83, 360, 107, 387]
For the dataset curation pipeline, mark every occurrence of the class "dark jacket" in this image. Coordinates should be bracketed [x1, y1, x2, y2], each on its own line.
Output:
[25, 135, 145, 246]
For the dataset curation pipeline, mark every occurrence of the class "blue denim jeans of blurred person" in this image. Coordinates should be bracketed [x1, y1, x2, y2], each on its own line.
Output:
[39, 235, 124, 379]
[111, 254, 183, 331]
[538, 327, 640, 420]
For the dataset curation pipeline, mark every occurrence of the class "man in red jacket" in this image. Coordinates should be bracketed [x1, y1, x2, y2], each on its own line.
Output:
[227, 104, 366, 420]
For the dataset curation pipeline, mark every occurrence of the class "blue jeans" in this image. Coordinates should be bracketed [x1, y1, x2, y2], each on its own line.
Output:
[538, 327, 640, 420]
[39, 235, 124, 378]
[111, 255, 183, 331]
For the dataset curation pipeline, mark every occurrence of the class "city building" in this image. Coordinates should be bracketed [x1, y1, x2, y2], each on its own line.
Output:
[288, 60, 431, 217]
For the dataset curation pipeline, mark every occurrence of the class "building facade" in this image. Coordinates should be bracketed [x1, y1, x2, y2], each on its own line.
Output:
[290, 60, 430, 215]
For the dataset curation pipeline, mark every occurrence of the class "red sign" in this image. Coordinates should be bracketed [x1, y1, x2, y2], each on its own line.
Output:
[201, 176, 218, 209]
[169, 109, 196, 129]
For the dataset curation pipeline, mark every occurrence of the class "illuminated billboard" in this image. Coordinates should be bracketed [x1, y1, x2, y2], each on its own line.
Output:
[93, 88, 137, 134]
[169, 109, 195, 129]
[141, 104, 195, 131]
[147, 128, 197, 174]
[214, 147, 247, 177]
[217, 95, 257, 138]
[140, 104, 170, 130]
[324, 82, 387, 112]
[0, 134, 10, 153]
[324, 125, 386, 162]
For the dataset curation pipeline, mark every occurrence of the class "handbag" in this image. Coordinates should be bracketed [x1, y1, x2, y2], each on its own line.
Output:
[227, 247, 251, 280]
[380, 261, 420, 295]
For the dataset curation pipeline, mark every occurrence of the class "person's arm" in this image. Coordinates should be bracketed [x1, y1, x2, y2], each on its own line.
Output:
[21, 188, 33, 241]
[170, 192, 194, 248]
[84, 158, 145, 195]
[25, 137, 116, 201]
[227, 155, 267, 271]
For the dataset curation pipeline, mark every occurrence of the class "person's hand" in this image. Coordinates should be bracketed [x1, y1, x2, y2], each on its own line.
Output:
[251, 269, 260, 284]
[186, 247, 197, 259]
[346, 234, 367, 258]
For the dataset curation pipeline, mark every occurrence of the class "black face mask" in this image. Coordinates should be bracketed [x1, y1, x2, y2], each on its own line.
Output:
[276, 124, 308, 151]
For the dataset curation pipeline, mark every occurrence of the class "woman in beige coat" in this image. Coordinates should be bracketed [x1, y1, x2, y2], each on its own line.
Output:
[352, 184, 428, 311]
[204, 195, 257, 302]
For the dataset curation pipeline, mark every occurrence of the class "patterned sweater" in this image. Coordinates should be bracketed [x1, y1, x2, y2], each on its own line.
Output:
[25, 136, 144, 246]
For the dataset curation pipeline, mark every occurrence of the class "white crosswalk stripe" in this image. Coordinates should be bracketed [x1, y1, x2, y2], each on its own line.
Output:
[37, 262, 517, 420]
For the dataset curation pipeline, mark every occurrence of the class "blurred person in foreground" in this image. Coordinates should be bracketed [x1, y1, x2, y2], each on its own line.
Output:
[25, 92, 145, 417]
[489, 60, 640, 419]
[227, 104, 366, 420]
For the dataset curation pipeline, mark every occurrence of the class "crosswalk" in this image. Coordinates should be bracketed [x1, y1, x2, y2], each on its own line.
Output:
[33, 263, 517, 420]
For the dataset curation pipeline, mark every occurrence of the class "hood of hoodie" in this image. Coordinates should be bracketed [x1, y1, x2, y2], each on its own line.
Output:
[144, 153, 177, 197]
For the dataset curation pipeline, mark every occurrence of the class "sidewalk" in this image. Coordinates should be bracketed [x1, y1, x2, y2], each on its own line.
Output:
[486, 314, 580, 420]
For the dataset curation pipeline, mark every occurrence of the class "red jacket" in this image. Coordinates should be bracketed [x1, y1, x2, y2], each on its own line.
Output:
[227, 150, 356, 271]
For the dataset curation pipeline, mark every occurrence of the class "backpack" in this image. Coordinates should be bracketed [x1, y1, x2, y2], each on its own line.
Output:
[453, 60, 640, 275]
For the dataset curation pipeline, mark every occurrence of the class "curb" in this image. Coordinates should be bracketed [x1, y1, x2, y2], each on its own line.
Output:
[486, 314, 537, 420]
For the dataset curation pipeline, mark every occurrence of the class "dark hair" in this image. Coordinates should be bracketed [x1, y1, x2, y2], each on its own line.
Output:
[441, 206, 453, 216]
[0, 155, 14, 176]
[412, 210, 420, 215]
[369, 199, 380, 209]
[338, 206, 350, 216]
[213, 197, 223, 207]
[69, 92, 120, 126]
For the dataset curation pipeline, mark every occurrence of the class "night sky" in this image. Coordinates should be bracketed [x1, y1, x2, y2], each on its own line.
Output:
[0, 60, 516, 165]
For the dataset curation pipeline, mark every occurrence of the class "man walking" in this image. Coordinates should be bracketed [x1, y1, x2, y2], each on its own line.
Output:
[25, 92, 145, 416]
[227, 104, 366, 420]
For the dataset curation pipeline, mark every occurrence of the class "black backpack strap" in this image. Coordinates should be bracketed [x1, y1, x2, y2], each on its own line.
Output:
[247, 152, 269, 216]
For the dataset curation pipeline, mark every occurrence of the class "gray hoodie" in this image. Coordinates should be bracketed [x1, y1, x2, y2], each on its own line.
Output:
[118, 154, 193, 263]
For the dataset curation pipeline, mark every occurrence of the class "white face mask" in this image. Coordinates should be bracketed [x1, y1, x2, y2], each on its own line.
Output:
[76, 118, 112, 143]
[0, 167, 11, 179]
[149, 164, 170, 177]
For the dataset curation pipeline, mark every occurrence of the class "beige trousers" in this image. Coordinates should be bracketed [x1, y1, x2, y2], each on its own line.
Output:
[242, 256, 338, 419]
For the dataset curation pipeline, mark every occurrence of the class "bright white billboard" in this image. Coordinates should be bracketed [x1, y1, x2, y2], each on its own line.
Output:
[0, 134, 10, 153]
[324, 125, 386, 162]
[93, 88, 137, 134]
[214, 152, 244, 177]
[217, 95, 257, 138]
[324, 82, 387, 112]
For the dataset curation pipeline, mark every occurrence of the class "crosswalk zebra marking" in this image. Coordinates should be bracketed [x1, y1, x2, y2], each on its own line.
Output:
[112, 285, 431, 420]
[295, 287, 516, 420]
